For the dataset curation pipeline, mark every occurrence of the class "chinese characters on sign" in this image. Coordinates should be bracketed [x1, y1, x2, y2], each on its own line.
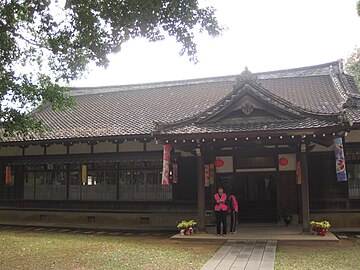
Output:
[161, 144, 171, 185]
[334, 137, 347, 182]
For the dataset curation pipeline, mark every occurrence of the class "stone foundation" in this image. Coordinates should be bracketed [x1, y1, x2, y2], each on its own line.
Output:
[0, 209, 197, 230]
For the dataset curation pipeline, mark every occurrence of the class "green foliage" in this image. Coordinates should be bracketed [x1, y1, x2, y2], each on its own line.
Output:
[345, 48, 360, 91]
[357, 1, 360, 16]
[0, 230, 217, 270]
[276, 241, 360, 270]
[177, 220, 197, 230]
[0, 1, 222, 138]
[310, 220, 331, 229]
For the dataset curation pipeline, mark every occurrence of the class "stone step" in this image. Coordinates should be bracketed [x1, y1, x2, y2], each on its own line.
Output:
[201, 240, 277, 270]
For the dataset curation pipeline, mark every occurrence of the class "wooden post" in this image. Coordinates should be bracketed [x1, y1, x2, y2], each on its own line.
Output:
[300, 143, 310, 232]
[275, 145, 281, 223]
[197, 155, 206, 231]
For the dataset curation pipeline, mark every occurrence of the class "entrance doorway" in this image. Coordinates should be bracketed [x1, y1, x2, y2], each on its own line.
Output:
[218, 173, 277, 223]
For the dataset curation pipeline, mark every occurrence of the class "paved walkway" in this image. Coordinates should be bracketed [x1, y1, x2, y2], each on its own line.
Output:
[201, 240, 277, 270]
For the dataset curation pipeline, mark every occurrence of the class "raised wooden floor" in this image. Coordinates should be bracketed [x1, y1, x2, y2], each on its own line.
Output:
[171, 225, 338, 241]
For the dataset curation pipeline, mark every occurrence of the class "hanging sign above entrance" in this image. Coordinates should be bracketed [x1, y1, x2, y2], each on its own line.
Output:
[278, 157, 288, 166]
[215, 156, 233, 173]
[214, 159, 224, 168]
[278, 154, 296, 171]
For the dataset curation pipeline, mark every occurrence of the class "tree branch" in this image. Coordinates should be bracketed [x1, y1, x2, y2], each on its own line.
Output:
[13, 32, 49, 50]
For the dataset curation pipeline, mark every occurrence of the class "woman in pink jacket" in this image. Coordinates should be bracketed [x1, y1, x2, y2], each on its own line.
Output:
[214, 187, 228, 236]
[229, 192, 239, 234]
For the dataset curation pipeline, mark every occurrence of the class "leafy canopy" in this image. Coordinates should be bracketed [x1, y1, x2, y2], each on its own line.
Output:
[0, 0, 223, 138]
[345, 48, 360, 91]
[345, 2, 360, 91]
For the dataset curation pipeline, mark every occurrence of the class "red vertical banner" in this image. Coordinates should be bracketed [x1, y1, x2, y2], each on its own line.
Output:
[296, 161, 302, 185]
[172, 163, 178, 184]
[334, 138, 347, 182]
[5, 164, 12, 186]
[204, 164, 210, 187]
[209, 164, 215, 186]
[81, 165, 87, 185]
[161, 144, 171, 185]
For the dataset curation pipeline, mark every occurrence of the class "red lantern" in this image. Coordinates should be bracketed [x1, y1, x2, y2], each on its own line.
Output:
[214, 159, 224, 168]
[278, 157, 288, 166]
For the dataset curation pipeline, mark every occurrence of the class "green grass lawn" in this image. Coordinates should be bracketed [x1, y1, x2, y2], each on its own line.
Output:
[0, 230, 221, 270]
[275, 238, 360, 270]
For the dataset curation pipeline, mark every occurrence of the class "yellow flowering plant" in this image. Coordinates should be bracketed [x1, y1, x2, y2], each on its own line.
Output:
[177, 220, 197, 235]
[310, 220, 331, 236]
[310, 221, 331, 229]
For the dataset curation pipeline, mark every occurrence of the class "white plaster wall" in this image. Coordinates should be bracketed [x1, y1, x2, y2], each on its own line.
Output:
[146, 140, 163, 151]
[0, 146, 22, 156]
[93, 142, 117, 153]
[345, 130, 360, 143]
[69, 143, 91, 154]
[177, 150, 194, 157]
[24, 145, 44, 156]
[118, 141, 143, 152]
[47, 144, 67, 155]
[310, 143, 333, 152]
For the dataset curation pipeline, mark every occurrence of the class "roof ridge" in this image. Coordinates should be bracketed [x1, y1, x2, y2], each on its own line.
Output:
[256, 60, 341, 76]
[70, 60, 342, 96]
[69, 76, 236, 96]
[339, 73, 360, 98]
[329, 65, 349, 103]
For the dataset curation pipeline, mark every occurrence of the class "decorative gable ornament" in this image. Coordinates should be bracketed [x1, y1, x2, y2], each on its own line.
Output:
[338, 109, 353, 126]
[241, 103, 254, 116]
[343, 97, 358, 109]
[235, 67, 259, 86]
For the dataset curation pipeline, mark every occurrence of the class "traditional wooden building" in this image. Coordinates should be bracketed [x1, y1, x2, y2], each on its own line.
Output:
[0, 60, 359, 231]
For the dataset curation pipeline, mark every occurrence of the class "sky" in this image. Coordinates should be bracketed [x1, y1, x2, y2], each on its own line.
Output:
[72, 0, 360, 87]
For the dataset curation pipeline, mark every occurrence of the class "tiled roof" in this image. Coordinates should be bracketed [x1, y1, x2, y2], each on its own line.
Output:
[160, 118, 340, 135]
[7, 60, 360, 142]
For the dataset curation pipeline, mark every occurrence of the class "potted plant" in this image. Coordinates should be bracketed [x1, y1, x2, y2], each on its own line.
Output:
[310, 221, 331, 236]
[281, 202, 296, 226]
[177, 220, 197, 235]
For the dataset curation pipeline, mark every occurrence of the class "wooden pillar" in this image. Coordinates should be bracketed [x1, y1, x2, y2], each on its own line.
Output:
[197, 155, 206, 231]
[275, 145, 281, 223]
[300, 143, 310, 232]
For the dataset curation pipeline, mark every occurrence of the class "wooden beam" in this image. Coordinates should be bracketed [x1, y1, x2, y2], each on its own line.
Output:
[197, 155, 206, 231]
[300, 143, 310, 232]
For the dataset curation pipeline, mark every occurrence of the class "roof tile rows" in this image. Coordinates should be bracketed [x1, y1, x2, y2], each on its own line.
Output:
[7, 60, 360, 142]
[159, 118, 340, 135]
